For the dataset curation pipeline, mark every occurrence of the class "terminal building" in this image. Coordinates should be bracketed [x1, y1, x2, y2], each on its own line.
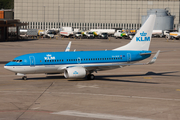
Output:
[0, 10, 27, 41]
[14, 0, 180, 30]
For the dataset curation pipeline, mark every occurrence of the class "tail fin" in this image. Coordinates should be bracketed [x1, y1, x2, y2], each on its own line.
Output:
[113, 14, 156, 51]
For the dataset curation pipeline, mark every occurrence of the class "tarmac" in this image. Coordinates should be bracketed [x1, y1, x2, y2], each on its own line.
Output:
[0, 37, 180, 120]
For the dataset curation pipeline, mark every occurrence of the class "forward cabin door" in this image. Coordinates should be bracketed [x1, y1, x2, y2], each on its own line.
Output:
[29, 56, 35, 66]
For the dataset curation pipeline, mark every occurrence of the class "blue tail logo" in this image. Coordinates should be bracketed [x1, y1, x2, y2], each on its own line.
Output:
[136, 31, 150, 42]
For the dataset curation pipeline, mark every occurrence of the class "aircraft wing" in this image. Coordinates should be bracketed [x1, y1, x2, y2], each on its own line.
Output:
[82, 62, 147, 71]
[61, 50, 160, 72]
[83, 50, 160, 71]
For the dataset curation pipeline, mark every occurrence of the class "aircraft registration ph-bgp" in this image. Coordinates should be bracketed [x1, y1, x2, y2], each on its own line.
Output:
[4, 15, 160, 80]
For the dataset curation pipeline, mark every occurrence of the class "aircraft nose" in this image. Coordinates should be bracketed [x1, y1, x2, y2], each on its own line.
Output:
[4, 63, 11, 70]
[4, 62, 15, 71]
[4, 65, 10, 70]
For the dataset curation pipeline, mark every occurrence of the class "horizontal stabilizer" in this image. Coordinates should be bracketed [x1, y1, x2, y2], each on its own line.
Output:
[140, 52, 156, 55]
[140, 50, 175, 55]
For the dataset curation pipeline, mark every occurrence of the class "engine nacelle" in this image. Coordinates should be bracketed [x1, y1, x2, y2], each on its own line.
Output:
[64, 67, 86, 79]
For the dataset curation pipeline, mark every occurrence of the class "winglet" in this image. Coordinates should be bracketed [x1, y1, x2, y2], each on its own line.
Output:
[65, 41, 71, 52]
[148, 50, 160, 64]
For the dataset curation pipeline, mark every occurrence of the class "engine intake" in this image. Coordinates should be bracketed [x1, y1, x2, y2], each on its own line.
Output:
[64, 67, 86, 78]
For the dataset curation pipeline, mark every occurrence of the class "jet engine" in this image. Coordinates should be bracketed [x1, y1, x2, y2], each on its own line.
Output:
[64, 67, 86, 78]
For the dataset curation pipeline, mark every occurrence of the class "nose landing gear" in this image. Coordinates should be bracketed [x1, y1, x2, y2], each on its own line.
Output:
[16, 73, 27, 80]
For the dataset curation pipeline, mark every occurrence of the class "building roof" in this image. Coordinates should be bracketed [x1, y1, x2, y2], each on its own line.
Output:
[0, 19, 27, 27]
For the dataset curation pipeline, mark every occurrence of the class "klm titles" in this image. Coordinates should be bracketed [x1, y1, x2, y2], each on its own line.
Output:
[136, 31, 150, 42]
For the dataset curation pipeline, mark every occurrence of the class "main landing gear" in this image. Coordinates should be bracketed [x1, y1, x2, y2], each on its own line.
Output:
[86, 74, 95, 80]
[22, 76, 27, 80]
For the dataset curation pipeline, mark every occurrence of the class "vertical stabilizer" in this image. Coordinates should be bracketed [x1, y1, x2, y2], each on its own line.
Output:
[113, 14, 156, 51]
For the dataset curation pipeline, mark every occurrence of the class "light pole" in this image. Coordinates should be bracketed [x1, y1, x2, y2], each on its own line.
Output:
[44, 6, 45, 31]
[58, 6, 60, 28]
[138, 8, 140, 29]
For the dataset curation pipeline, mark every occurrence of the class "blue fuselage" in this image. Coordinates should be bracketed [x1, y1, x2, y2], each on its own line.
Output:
[5, 50, 151, 67]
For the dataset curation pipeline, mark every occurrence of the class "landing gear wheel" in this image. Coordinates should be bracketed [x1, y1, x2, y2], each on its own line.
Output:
[22, 76, 27, 80]
[87, 74, 95, 80]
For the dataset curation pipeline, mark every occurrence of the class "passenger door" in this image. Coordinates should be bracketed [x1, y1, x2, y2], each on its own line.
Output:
[127, 53, 131, 62]
[29, 56, 35, 66]
[77, 57, 81, 64]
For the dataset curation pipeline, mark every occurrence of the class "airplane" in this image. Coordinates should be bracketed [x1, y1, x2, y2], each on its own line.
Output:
[4, 14, 159, 80]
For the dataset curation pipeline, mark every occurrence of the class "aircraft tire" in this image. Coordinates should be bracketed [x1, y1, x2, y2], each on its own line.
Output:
[22, 76, 27, 80]
[87, 74, 95, 80]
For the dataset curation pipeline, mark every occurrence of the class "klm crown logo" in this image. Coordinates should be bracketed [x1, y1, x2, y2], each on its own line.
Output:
[140, 31, 147, 36]
[136, 31, 150, 42]
[73, 71, 78, 75]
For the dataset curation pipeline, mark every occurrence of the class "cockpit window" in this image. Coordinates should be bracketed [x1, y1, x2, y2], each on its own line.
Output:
[12, 60, 22, 62]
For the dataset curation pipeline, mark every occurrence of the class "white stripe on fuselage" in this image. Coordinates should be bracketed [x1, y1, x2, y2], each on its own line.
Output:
[4, 62, 131, 74]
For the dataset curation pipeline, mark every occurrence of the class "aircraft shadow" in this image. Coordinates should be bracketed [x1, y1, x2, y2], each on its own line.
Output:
[14, 75, 65, 81]
[14, 71, 179, 84]
[69, 78, 158, 84]
[69, 71, 179, 84]
[96, 78, 159, 84]
[2, 38, 38, 43]
[98, 71, 180, 78]
[0, 61, 10, 64]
